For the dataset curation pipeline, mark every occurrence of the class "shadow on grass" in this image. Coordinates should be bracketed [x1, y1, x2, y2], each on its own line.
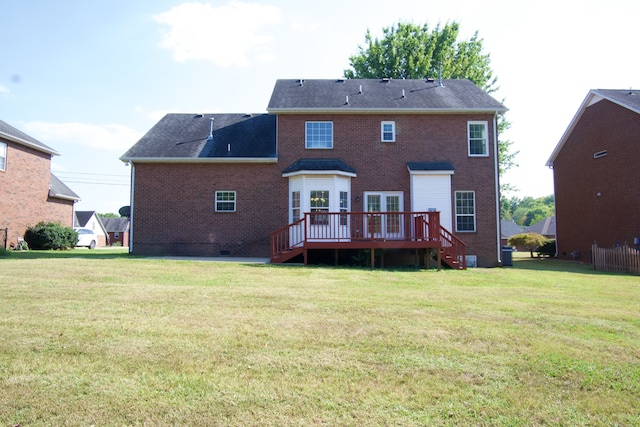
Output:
[509, 254, 623, 276]
[1, 248, 135, 260]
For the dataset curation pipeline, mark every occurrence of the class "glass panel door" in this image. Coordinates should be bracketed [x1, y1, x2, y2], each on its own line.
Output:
[365, 193, 403, 239]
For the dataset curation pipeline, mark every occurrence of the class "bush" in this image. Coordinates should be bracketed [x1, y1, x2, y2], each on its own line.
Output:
[24, 222, 78, 250]
[537, 239, 556, 257]
[507, 232, 548, 258]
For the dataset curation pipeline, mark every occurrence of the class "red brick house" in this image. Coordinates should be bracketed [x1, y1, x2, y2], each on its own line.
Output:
[547, 89, 640, 261]
[100, 216, 130, 247]
[0, 119, 79, 249]
[121, 79, 506, 267]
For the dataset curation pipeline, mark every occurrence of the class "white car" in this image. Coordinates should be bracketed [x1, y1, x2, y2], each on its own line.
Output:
[74, 228, 97, 249]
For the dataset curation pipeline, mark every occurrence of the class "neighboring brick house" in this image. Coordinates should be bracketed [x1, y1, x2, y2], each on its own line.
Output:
[121, 78, 506, 267]
[74, 211, 108, 247]
[547, 89, 640, 261]
[0, 119, 79, 248]
[100, 216, 130, 247]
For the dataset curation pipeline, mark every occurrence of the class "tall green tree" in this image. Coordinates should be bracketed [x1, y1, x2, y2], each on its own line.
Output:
[344, 22, 518, 178]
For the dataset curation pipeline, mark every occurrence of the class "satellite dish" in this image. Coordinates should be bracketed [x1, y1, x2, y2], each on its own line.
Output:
[118, 206, 131, 218]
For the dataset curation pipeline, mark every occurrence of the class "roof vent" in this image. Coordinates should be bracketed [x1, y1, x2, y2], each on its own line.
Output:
[193, 114, 203, 118]
[628, 87, 634, 95]
[359, 84, 362, 94]
[438, 62, 444, 87]
[298, 79, 304, 86]
[207, 117, 214, 141]
[345, 95, 349, 105]
[402, 89, 406, 98]
[381, 78, 390, 83]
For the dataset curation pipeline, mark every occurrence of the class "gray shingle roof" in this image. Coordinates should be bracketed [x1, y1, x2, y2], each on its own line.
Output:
[282, 158, 357, 175]
[267, 79, 507, 112]
[49, 173, 80, 201]
[100, 217, 129, 233]
[407, 162, 455, 172]
[592, 89, 640, 113]
[0, 119, 59, 155]
[121, 113, 277, 161]
[527, 216, 556, 237]
[501, 219, 525, 239]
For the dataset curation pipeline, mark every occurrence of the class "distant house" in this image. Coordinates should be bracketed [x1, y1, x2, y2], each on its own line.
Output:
[527, 215, 556, 240]
[121, 78, 507, 267]
[74, 211, 108, 247]
[547, 89, 640, 261]
[501, 219, 525, 247]
[100, 217, 130, 247]
[0, 119, 79, 249]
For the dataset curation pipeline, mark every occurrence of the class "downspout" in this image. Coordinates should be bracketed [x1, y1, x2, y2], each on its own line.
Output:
[493, 113, 502, 264]
[128, 162, 135, 254]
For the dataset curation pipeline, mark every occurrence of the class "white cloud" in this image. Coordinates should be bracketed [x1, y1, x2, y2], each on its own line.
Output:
[23, 122, 143, 151]
[0, 84, 11, 96]
[154, 1, 282, 67]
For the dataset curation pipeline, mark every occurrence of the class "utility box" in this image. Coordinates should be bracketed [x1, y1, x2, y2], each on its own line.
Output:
[502, 246, 513, 267]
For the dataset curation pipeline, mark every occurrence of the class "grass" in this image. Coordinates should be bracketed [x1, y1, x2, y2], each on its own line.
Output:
[0, 250, 639, 426]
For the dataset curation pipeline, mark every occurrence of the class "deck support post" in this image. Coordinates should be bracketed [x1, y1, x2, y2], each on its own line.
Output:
[370, 247, 375, 269]
[437, 246, 441, 271]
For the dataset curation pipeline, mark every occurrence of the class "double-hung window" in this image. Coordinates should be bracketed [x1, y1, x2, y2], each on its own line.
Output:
[215, 191, 236, 212]
[0, 142, 6, 171]
[455, 191, 476, 232]
[381, 121, 396, 142]
[468, 121, 488, 156]
[306, 122, 333, 149]
[310, 190, 329, 225]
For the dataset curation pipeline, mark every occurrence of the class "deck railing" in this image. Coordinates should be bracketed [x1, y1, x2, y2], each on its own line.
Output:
[271, 211, 465, 267]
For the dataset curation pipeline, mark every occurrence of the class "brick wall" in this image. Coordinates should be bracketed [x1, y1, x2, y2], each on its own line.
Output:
[553, 99, 640, 261]
[132, 112, 501, 266]
[0, 141, 75, 245]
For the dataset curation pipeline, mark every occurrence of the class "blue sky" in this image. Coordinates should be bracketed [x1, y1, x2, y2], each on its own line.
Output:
[2, 0, 638, 214]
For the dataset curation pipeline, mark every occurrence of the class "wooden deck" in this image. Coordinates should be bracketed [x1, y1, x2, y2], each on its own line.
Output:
[270, 211, 466, 269]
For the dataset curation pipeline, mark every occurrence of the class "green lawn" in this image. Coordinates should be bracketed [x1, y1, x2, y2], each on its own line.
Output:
[1, 250, 639, 426]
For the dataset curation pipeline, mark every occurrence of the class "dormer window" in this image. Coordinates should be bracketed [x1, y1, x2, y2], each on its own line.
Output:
[306, 122, 333, 149]
[381, 121, 396, 142]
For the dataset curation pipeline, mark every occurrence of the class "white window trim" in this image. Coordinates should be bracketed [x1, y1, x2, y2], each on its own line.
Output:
[455, 191, 476, 232]
[0, 142, 6, 171]
[467, 121, 489, 157]
[215, 190, 237, 212]
[381, 121, 396, 142]
[305, 121, 334, 149]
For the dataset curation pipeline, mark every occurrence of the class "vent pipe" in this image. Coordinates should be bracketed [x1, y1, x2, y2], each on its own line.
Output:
[359, 85, 362, 94]
[438, 62, 444, 87]
[207, 117, 214, 141]
[345, 95, 349, 105]
[402, 89, 406, 98]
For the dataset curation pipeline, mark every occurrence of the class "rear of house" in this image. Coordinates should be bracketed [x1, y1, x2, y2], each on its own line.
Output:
[121, 78, 506, 267]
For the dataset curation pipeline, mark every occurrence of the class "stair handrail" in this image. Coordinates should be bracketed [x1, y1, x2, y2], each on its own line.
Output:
[270, 217, 305, 259]
[439, 226, 467, 269]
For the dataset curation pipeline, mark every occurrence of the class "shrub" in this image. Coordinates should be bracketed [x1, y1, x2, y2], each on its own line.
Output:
[24, 222, 78, 250]
[507, 232, 548, 258]
[537, 239, 556, 257]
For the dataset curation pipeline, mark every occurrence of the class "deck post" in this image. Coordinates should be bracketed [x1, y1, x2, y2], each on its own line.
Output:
[370, 247, 375, 269]
[437, 247, 441, 271]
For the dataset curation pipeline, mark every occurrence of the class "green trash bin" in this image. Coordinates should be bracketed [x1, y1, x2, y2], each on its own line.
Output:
[502, 246, 513, 266]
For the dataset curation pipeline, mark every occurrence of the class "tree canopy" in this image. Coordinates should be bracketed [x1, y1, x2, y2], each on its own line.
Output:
[345, 22, 497, 92]
[344, 22, 517, 177]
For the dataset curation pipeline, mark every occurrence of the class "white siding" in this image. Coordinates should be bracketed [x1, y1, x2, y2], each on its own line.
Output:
[410, 173, 453, 231]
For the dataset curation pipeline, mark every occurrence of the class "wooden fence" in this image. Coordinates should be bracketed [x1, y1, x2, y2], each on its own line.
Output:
[591, 244, 640, 275]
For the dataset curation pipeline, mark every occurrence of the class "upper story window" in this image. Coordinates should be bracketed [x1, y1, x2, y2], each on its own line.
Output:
[0, 142, 6, 171]
[468, 121, 489, 156]
[381, 121, 396, 142]
[215, 191, 236, 212]
[306, 122, 333, 149]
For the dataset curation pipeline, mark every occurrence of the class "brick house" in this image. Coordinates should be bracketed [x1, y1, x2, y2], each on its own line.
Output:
[100, 216, 130, 247]
[0, 119, 79, 248]
[547, 89, 640, 261]
[121, 78, 506, 267]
